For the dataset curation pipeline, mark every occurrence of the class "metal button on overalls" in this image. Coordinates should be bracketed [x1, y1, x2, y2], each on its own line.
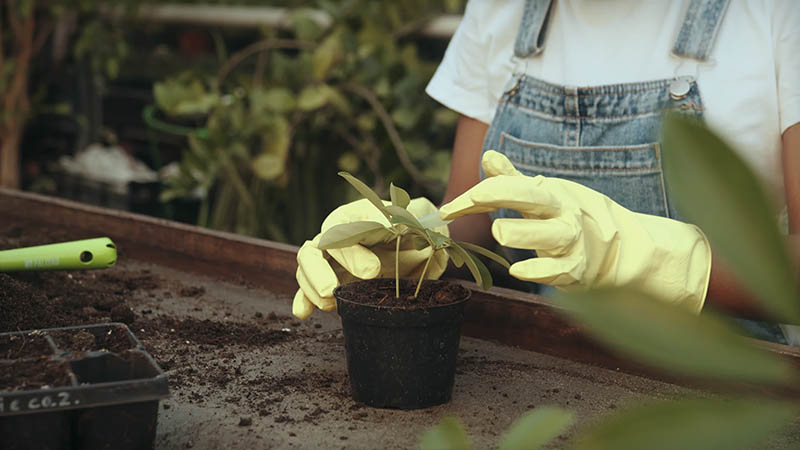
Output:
[669, 77, 692, 100]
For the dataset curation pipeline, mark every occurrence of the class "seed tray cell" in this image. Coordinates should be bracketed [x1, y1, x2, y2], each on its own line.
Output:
[0, 323, 169, 450]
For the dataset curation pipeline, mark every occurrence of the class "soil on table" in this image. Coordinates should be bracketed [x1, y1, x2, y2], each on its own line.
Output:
[0, 220, 321, 410]
[0, 359, 73, 392]
[337, 278, 469, 309]
[50, 327, 134, 353]
[0, 333, 53, 359]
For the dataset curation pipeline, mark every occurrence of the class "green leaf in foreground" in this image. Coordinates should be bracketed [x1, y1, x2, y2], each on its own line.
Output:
[457, 241, 510, 268]
[390, 182, 411, 208]
[662, 115, 800, 323]
[421, 417, 471, 450]
[426, 230, 451, 249]
[386, 205, 424, 229]
[446, 246, 465, 268]
[318, 221, 392, 249]
[499, 407, 574, 450]
[567, 397, 798, 450]
[338, 172, 391, 220]
[466, 251, 492, 291]
[557, 287, 796, 385]
[448, 243, 492, 290]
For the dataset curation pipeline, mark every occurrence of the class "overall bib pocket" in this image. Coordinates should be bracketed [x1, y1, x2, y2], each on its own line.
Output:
[497, 132, 671, 218]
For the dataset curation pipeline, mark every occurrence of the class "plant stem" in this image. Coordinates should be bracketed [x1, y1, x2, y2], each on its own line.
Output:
[342, 83, 435, 192]
[413, 252, 434, 298]
[216, 39, 314, 88]
[395, 235, 401, 298]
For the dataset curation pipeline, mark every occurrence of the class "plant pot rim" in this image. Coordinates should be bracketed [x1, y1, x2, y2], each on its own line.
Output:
[333, 278, 471, 311]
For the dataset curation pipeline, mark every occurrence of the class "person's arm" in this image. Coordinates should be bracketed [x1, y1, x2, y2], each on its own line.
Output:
[704, 122, 800, 319]
[443, 115, 493, 248]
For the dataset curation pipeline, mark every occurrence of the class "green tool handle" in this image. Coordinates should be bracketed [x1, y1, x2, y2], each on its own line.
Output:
[0, 238, 117, 272]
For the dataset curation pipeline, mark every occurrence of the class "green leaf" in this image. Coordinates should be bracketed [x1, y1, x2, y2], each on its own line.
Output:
[410, 235, 431, 251]
[337, 152, 361, 173]
[391, 106, 418, 130]
[250, 87, 295, 113]
[450, 243, 487, 289]
[326, 87, 353, 116]
[426, 230, 451, 250]
[338, 172, 391, 220]
[457, 241, 510, 268]
[662, 115, 800, 323]
[297, 84, 333, 111]
[418, 212, 452, 231]
[500, 407, 574, 450]
[252, 117, 291, 181]
[386, 205, 425, 229]
[153, 77, 218, 118]
[390, 214, 426, 233]
[389, 183, 411, 208]
[467, 251, 493, 290]
[446, 247, 465, 268]
[558, 287, 796, 385]
[312, 32, 342, 81]
[356, 113, 377, 131]
[290, 9, 323, 41]
[318, 221, 393, 250]
[420, 417, 471, 450]
[251, 153, 284, 180]
[568, 397, 798, 450]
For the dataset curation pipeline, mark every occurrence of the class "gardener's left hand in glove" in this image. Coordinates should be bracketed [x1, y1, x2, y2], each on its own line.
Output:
[439, 150, 712, 313]
[293, 197, 449, 319]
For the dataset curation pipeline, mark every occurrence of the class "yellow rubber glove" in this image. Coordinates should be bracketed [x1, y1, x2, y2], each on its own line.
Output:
[293, 197, 450, 319]
[440, 150, 712, 313]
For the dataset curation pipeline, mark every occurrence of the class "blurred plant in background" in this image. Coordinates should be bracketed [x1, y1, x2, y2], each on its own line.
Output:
[0, 0, 137, 188]
[150, 0, 463, 244]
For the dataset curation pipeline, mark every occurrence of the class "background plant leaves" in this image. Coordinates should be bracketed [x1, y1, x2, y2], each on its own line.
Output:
[661, 115, 800, 323]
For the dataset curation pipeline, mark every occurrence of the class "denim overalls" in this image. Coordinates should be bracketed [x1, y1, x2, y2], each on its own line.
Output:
[483, 0, 787, 344]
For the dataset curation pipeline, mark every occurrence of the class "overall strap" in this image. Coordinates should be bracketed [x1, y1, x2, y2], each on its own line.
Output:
[672, 0, 731, 61]
[513, 0, 555, 58]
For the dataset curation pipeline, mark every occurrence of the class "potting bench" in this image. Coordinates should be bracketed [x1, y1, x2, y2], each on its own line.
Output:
[2, 188, 799, 449]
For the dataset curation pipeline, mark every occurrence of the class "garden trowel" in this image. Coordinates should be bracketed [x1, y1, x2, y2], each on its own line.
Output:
[0, 237, 117, 272]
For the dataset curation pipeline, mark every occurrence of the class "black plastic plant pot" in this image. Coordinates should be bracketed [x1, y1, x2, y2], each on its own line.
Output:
[0, 323, 169, 450]
[334, 278, 471, 409]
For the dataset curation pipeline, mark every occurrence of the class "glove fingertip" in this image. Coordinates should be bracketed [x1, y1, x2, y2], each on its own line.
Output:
[320, 297, 337, 312]
[482, 150, 522, 177]
[292, 290, 314, 320]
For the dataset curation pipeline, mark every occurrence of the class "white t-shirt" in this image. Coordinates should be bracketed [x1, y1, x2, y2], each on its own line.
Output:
[426, 0, 800, 203]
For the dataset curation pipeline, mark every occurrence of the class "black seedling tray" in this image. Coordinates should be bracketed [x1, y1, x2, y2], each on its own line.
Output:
[0, 323, 169, 450]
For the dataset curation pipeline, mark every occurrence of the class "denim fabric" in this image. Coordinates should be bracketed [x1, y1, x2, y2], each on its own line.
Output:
[514, 0, 731, 61]
[672, 0, 732, 61]
[486, 0, 786, 344]
[484, 76, 701, 223]
[513, 0, 554, 58]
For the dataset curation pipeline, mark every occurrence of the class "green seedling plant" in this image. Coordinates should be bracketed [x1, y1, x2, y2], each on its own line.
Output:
[317, 172, 510, 298]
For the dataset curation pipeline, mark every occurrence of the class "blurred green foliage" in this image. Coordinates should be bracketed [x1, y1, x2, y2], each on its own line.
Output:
[422, 117, 800, 449]
[153, 0, 464, 244]
[1, 0, 138, 188]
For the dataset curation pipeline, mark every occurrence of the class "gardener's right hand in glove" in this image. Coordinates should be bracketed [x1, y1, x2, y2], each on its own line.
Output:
[439, 150, 712, 313]
[293, 197, 450, 319]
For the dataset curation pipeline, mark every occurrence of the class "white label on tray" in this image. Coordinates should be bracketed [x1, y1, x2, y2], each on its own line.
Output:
[0, 392, 78, 413]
